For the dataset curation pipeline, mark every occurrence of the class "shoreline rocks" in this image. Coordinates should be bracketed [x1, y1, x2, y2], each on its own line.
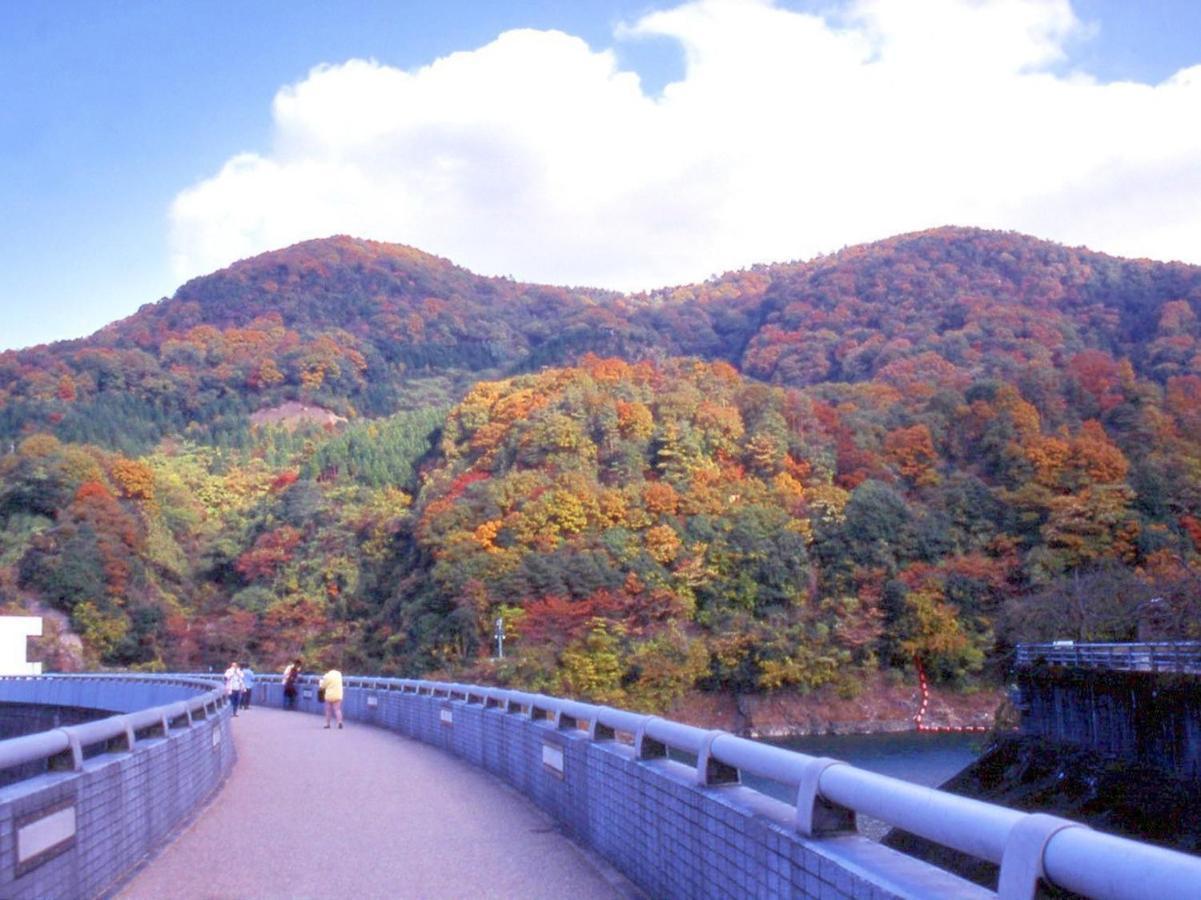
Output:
[667, 674, 1001, 738]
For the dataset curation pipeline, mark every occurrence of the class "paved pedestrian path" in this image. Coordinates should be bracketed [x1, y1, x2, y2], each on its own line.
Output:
[118, 705, 630, 899]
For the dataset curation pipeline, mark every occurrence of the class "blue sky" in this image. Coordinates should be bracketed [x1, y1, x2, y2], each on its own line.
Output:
[2, 0, 1200, 351]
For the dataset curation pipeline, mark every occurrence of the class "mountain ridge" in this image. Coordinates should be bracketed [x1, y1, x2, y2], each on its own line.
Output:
[5, 225, 1199, 445]
[12, 224, 1190, 355]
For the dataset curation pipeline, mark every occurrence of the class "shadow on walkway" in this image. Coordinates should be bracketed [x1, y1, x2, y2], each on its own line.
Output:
[118, 705, 628, 899]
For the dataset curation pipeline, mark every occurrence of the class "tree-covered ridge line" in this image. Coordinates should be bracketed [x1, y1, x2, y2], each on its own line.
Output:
[0, 227, 1198, 710]
[2, 228, 1198, 454]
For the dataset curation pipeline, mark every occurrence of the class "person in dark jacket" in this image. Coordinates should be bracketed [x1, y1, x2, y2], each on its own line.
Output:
[282, 658, 302, 710]
[240, 663, 256, 709]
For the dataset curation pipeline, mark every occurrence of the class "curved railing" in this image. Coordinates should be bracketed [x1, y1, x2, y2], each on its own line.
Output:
[0, 673, 236, 899]
[263, 674, 1201, 899]
[1015, 641, 1201, 673]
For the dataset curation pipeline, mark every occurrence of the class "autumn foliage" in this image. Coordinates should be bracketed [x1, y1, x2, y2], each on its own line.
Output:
[0, 228, 1198, 700]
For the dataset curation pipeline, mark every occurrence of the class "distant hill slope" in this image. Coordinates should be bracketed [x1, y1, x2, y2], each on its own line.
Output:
[1, 228, 1198, 453]
[0, 236, 668, 450]
[742, 227, 1201, 387]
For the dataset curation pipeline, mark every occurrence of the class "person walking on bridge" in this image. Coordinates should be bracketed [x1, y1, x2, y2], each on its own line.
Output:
[240, 663, 256, 709]
[282, 658, 302, 710]
[320, 666, 344, 729]
[223, 661, 244, 716]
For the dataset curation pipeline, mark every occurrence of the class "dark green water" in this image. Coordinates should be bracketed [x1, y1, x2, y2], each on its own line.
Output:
[769, 731, 983, 787]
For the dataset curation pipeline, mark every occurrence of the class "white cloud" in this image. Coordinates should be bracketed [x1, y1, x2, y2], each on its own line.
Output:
[169, 0, 1201, 291]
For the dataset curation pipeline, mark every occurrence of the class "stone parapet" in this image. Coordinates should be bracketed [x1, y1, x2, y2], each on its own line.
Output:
[0, 675, 235, 898]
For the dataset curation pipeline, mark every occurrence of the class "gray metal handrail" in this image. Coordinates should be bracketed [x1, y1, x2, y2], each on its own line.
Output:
[256, 672, 1201, 898]
[0, 728, 72, 772]
[1016, 641, 1201, 673]
[0, 673, 229, 776]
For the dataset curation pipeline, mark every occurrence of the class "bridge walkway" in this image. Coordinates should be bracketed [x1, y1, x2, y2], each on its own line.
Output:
[117, 705, 630, 899]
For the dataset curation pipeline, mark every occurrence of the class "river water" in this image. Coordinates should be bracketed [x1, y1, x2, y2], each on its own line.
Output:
[768, 730, 982, 787]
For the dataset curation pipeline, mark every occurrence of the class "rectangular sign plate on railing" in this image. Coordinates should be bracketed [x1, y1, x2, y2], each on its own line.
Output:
[440, 709, 453, 726]
[17, 804, 76, 867]
[367, 695, 378, 708]
[542, 743, 564, 776]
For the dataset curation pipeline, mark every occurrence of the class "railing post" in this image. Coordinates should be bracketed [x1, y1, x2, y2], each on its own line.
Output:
[118, 715, 136, 752]
[997, 813, 1087, 899]
[697, 730, 739, 786]
[589, 709, 616, 741]
[55, 727, 83, 772]
[795, 757, 855, 836]
[634, 717, 666, 760]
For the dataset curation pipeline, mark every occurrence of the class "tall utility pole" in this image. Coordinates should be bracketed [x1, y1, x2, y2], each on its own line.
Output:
[494, 617, 505, 659]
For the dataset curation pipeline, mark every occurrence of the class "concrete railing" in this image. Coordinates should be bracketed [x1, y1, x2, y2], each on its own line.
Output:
[0, 674, 236, 899]
[261, 674, 1201, 899]
[1016, 641, 1201, 674]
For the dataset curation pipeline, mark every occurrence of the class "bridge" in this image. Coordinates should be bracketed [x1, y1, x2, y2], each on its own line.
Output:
[1015, 641, 1201, 674]
[0, 672, 1198, 898]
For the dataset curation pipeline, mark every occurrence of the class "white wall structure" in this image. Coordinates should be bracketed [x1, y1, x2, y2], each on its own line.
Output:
[0, 617, 42, 675]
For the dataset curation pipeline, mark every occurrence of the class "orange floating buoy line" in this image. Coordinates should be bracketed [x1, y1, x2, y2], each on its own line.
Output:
[912, 656, 991, 733]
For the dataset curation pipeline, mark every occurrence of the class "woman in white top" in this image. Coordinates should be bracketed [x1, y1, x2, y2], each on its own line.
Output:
[223, 661, 244, 716]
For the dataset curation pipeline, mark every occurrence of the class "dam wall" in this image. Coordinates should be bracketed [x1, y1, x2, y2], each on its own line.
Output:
[1015, 642, 1201, 778]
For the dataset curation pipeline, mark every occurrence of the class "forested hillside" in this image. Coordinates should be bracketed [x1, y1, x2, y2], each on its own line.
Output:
[1, 228, 1199, 708]
[0, 237, 669, 452]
